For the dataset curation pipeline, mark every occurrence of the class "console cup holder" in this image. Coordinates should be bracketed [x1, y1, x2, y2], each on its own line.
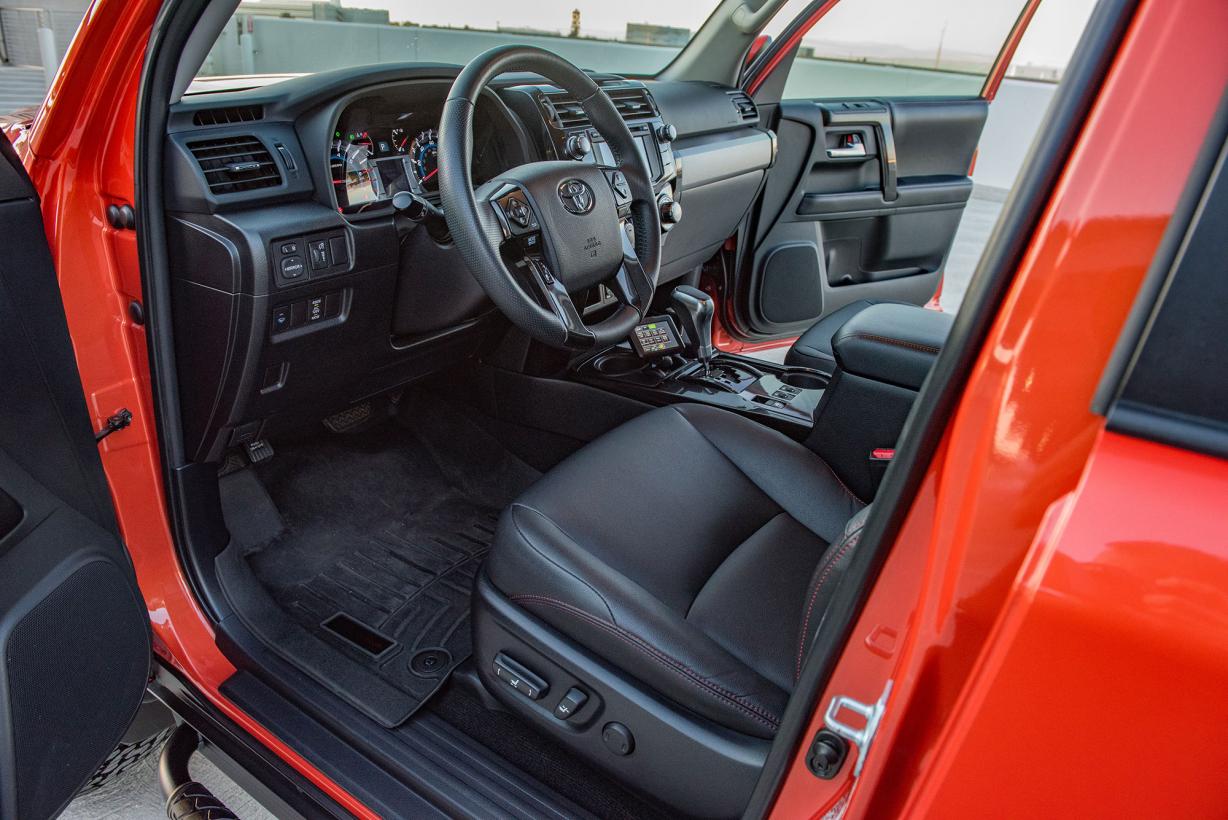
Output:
[780, 370, 827, 390]
[593, 351, 648, 377]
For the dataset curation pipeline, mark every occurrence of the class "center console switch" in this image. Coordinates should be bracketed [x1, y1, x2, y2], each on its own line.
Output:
[629, 315, 684, 358]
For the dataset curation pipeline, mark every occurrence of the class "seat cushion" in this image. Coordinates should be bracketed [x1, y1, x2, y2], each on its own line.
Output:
[485, 403, 864, 738]
[785, 299, 912, 374]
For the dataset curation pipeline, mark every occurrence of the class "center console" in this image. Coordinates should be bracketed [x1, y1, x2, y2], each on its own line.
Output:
[574, 287, 829, 438]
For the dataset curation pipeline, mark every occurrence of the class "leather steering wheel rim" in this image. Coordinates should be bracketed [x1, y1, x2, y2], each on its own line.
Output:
[439, 45, 662, 349]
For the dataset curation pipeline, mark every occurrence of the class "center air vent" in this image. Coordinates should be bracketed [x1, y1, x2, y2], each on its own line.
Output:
[187, 135, 281, 195]
[192, 105, 264, 126]
[727, 90, 759, 123]
[542, 83, 658, 130]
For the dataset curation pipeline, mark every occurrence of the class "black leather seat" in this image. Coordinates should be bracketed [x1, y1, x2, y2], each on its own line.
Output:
[484, 402, 868, 739]
[785, 298, 911, 375]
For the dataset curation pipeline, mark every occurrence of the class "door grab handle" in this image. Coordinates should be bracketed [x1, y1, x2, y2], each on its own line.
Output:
[827, 143, 866, 158]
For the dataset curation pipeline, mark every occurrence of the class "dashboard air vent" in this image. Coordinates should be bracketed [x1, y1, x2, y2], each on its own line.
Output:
[606, 86, 657, 121]
[543, 84, 657, 129]
[187, 135, 281, 195]
[192, 105, 264, 126]
[727, 90, 759, 123]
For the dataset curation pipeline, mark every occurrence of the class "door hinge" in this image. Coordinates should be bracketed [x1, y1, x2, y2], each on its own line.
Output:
[823, 679, 893, 777]
[94, 408, 133, 442]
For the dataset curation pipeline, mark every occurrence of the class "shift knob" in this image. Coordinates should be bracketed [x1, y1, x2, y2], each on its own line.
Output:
[670, 285, 716, 367]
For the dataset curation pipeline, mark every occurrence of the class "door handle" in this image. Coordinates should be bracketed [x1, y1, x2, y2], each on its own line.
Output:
[820, 105, 898, 202]
[827, 134, 866, 158]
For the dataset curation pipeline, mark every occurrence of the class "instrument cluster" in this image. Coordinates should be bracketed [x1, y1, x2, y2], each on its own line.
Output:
[330, 97, 506, 214]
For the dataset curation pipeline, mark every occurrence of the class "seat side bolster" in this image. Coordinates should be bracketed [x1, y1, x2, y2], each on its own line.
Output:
[486, 502, 618, 622]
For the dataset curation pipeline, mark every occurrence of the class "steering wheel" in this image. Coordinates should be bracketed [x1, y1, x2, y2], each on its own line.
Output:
[439, 45, 662, 349]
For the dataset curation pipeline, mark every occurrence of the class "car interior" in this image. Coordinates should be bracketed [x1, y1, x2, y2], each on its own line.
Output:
[149, 2, 997, 816]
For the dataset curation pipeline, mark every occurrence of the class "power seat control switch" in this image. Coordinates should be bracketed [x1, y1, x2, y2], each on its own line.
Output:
[493, 653, 548, 701]
[553, 687, 588, 720]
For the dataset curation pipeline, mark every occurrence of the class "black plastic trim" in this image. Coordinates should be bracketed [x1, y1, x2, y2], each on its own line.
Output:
[1094, 89, 1228, 464]
[740, 1, 1141, 815]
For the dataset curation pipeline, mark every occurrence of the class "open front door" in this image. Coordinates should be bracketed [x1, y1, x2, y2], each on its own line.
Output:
[735, 0, 1045, 341]
[0, 135, 152, 820]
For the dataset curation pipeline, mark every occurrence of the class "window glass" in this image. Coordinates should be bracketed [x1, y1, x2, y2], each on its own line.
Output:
[770, 0, 1031, 98]
[192, 0, 721, 89]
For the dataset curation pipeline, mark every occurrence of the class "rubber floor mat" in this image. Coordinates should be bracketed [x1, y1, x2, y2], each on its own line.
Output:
[268, 497, 498, 714]
[238, 403, 541, 724]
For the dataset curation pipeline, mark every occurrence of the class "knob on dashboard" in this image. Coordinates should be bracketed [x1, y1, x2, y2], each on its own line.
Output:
[565, 132, 593, 160]
[659, 196, 682, 226]
[656, 123, 677, 143]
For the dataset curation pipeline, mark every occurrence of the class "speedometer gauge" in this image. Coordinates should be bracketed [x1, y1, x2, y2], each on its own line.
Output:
[409, 128, 439, 192]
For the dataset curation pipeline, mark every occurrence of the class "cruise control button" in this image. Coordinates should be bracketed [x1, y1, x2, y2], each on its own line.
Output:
[280, 255, 306, 281]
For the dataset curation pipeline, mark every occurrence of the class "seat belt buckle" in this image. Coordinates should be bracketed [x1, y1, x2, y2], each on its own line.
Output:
[868, 448, 894, 489]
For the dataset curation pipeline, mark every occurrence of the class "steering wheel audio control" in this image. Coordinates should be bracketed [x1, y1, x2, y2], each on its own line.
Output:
[490, 186, 541, 237]
[505, 196, 532, 228]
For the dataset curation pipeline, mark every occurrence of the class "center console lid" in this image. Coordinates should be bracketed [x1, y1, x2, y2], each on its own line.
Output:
[832, 303, 955, 391]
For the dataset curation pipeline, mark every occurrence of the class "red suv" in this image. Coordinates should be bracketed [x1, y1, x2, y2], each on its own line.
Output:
[1, 0, 1226, 817]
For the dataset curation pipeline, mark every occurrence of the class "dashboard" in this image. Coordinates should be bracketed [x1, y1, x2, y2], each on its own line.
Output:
[162, 65, 774, 464]
[330, 89, 518, 212]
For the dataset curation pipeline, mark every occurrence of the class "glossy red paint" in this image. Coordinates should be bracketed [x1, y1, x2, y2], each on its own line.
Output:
[769, 0, 1228, 815]
[21, 1, 373, 815]
[745, 0, 840, 97]
[980, 0, 1043, 100]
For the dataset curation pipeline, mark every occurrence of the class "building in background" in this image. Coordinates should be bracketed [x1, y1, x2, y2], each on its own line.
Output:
[234, 0, 389, 24]
[625, 23, 691, 47]
[0, 0, 88, 67]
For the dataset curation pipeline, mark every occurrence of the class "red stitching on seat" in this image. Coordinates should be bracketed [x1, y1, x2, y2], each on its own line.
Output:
[795, 530, 863, 682]
[510, 594, 781, 729]
[845, 332, 941, 354]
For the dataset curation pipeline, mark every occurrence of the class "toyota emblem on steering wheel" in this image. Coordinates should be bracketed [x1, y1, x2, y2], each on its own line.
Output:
[558, 179, 595, 215]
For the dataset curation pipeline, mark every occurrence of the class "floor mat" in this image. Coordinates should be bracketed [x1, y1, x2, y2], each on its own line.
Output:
[237, 398, 539, 724]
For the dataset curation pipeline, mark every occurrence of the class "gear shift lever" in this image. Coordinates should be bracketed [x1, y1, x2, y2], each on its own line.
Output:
[670, 285, 716, 372]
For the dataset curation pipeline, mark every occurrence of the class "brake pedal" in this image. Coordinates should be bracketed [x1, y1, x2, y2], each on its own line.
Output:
[244, 439, 274, 464]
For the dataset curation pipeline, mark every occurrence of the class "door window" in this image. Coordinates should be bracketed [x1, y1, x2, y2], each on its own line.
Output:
[761, 0, 1078, 99]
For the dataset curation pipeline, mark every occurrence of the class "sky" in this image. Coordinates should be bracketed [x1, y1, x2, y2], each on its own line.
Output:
[309, 0, 1098, 69]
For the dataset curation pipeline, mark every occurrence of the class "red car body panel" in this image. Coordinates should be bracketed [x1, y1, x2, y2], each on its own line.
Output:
[13, 0, 1228, 816]
[770, 0, 1228, 814]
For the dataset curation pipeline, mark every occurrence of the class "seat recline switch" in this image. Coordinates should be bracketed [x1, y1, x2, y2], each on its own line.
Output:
[553, 686, 588, 720]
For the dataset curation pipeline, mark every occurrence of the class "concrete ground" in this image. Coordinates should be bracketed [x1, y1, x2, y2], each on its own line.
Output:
[61, 746, 274, 820]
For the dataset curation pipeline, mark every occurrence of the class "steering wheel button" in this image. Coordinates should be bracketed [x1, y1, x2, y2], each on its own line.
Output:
[504, 197, 531, 227]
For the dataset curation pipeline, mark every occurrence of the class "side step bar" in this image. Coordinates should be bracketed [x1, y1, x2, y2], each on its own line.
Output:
[159, 724, 239, 820]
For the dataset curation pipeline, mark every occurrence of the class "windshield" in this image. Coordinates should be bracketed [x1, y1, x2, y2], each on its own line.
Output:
[193, 0, 724, 87]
